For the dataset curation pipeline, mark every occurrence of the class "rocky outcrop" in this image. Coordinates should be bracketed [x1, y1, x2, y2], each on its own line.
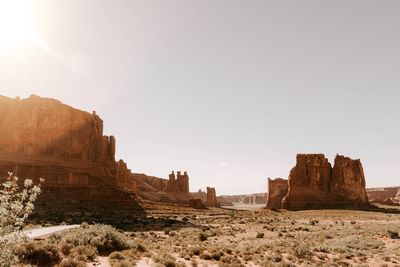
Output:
[190, 189, 207, 202]
[282, 154, 370, 210]
[205, 187, 219, 207]
[164, 171, 189, 194]
[0, 95, 143, 223]
[189, 199, 206, 209]
[116, 160, 136, 193]
[266, 178, 288, 210]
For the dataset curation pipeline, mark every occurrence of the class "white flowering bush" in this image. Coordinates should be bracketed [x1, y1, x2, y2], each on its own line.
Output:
[0, 172, 43, 266]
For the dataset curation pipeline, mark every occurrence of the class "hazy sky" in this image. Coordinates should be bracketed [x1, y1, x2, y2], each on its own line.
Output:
[1, 1, 399, 194]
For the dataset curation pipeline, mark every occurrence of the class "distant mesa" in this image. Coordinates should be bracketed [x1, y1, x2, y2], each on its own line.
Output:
[266, 153, 370, 210]
[367, 186, 400, 206]
[218, 193, 267, 206]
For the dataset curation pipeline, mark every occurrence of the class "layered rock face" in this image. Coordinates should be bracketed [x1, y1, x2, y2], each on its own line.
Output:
[331, 155, 369, 204]
[0, 95, 141, 223]
[205, 187, 219, 207]
[0, 95, 115, 162]
[266, 178, 288, 210]
[282, 154, 370, 210]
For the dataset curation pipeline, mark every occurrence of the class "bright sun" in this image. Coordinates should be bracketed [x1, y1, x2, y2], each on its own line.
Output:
[0, 0, 35, 49]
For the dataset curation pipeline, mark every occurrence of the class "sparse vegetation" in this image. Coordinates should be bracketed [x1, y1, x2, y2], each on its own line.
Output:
[0, 173, 43, 266]
[8, 202, 400, 266]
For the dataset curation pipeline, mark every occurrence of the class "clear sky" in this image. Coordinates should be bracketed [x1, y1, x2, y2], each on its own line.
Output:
[0, 0, 399, 195]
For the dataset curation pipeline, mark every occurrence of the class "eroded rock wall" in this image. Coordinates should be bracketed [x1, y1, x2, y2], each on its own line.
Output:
[0, 95, 143, 223]
[0, 95, 115, 162]
[282, 154, 370, 210]
[266, 178, 288, 210]
[205, 187, 219, 207]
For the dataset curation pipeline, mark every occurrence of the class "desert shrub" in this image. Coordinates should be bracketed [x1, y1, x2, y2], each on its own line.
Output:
[200, 252, 212, 260]
[309, 220, 319, 225]
[199, 232, 208, 241]
[388, 230, 399, 239]
[256, 232, 265, 238]
[59, 224, 131, 253]
[69, 245, 97, 261]
[211, 252, 221, 261]
[110, 251, 125, 261]
[152, 253, 176, 267]
[15, 240, 60, 266]
[191, 247, 202, 256]
[114, 260, 135, 267]
[58, 258, 86, 267]
[0, 173, 43, 266]
[292, 242, 311, 259]
[136, 243, 147, 252]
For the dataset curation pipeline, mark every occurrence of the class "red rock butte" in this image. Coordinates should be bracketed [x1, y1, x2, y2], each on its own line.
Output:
[0, 95, 144, 223]
[266, 154, 370, 210]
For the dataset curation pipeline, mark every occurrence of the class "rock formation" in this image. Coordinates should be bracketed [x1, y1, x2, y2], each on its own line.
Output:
[164, 171, 189, 195]
[189, 198, 206, 209]
[0, 95, 115, 162]
[116, 160, 136, 193]
[266, 178, 288, 210]
[331, 155, 369, 204]
[205, 187, 219, 207]
[0, 95, 143, 223]
[282, 154, 370, 210]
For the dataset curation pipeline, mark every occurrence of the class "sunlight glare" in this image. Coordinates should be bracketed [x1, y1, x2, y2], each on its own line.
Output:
[0, 0, 35, 49]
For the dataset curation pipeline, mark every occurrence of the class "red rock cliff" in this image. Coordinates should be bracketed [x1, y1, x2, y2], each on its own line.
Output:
[0, 95, 142, 223]
[266, 178, 288, 210]
[282, 154, 370, 210]
[0, 95, 115, 161]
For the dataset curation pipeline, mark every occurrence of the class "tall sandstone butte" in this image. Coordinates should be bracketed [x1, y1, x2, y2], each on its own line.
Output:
[205, 187, 219, 207]
[0, 95, 142, 223]
[282, 154, 370, 210]
[266, 178, 288, 210]
[164, 171, 190, 195]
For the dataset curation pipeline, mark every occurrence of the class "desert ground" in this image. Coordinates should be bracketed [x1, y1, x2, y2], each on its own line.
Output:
[15, 203, 400, 267]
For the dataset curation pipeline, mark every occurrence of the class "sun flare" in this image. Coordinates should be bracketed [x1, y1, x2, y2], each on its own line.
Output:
[0, 0, 35, 49]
